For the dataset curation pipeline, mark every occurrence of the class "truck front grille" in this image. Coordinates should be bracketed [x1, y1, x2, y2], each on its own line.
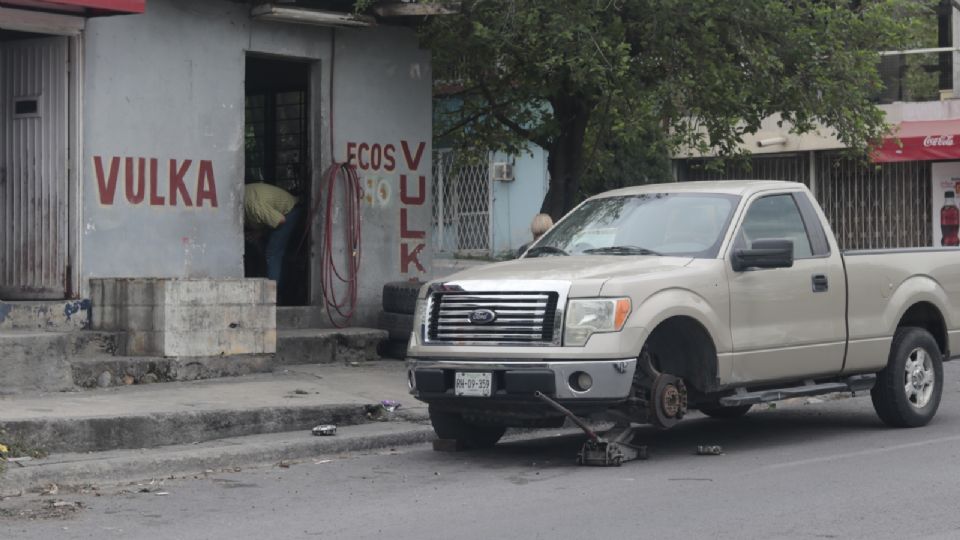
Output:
[426, 291, 560, 345]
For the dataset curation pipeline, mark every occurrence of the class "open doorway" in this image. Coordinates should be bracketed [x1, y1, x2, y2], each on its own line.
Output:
[243, 55, 312, 306]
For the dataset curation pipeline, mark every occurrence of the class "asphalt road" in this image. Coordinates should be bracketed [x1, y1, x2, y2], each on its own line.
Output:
[5, 363, 960, 540]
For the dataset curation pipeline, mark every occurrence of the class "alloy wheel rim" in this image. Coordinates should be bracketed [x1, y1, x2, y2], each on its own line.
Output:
[903, 347, 935, 409]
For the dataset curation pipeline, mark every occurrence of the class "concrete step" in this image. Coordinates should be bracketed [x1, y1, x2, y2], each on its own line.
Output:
[0, 330, 120, 356]
[0, 330, 121, 394]
[0, 300, 92, 331]
[276, 327, 387, 365]
[70, 353, 276, 388]
[0, 362, 423, 454]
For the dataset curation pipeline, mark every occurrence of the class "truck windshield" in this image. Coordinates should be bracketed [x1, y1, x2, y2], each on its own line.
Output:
[527, 193, 740, 258]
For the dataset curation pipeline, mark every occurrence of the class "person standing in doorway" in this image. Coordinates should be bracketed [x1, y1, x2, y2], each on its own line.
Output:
[244, 182, 303, 299]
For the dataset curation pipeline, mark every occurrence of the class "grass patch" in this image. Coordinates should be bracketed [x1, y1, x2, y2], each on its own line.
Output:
[0, 427, 47, 476]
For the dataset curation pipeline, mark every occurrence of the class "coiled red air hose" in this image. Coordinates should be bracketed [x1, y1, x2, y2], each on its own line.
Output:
[317, 162, 362, 327]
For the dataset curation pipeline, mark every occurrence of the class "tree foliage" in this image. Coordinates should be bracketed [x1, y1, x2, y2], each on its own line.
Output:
[421, 0, 934, 218]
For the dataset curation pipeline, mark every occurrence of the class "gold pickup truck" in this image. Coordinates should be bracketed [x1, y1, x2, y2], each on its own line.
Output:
[407, 181, 957, 448]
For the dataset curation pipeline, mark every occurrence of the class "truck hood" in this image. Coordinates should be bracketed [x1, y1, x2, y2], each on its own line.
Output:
[439, 256, 693, 296]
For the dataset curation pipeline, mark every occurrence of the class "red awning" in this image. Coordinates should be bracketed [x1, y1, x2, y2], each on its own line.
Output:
[873, 119, 960, 163]
[0, 0, 144, 14]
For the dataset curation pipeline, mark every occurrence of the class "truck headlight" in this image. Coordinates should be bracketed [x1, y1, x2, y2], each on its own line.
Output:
[564, 298, 631, 347]
[413, 296, 429, 344]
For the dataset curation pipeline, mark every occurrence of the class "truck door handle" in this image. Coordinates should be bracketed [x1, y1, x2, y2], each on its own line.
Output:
[812, 274, 829, 293]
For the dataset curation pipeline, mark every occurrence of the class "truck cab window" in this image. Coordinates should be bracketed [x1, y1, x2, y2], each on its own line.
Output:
[737, 194, 813, 258]
[531, 193, 740, 258]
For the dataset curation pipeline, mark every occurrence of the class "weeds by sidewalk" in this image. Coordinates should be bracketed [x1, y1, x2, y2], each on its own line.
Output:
[0, 427, 47, 476]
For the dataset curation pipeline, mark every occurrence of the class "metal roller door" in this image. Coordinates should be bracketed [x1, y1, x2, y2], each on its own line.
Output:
[0, 36, 69, 300]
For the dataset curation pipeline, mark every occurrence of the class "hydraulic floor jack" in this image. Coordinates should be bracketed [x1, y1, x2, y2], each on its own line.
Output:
[534, 391, 648, 467]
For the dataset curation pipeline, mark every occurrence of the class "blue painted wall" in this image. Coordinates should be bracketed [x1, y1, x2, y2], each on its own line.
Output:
[491, 146, 549, 256]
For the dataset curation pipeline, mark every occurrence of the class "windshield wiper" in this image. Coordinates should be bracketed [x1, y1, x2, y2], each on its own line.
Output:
[583, 245, 662, 256]
[524, 245, 569, 257]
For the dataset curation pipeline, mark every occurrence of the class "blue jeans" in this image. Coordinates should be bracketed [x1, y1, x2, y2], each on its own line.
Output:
[265, 205, 303, 295]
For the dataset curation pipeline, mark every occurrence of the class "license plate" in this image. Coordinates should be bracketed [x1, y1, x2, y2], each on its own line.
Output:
[455, 372, 492, 397]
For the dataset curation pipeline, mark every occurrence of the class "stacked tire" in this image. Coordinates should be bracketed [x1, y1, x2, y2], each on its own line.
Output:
[377, 281, 423, 359]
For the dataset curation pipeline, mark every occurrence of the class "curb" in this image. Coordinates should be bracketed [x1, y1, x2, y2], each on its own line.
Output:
[1, 404, 390, 454]
[1, 420, 436, 494]
[2, 404, 429, 455]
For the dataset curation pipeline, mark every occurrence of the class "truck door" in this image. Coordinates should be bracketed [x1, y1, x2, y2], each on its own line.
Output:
[726, 192, 846, 383]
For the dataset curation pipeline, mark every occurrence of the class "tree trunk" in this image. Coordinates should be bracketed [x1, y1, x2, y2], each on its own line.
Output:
[540, 95, 591, 221]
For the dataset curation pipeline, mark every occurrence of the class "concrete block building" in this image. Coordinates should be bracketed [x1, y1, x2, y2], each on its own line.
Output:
[1, 0, 433, 329]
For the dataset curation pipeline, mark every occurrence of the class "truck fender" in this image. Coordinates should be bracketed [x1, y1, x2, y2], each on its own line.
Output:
[886, 276, 950, 353]
[631, 287, 728, 353]
[630, 288, 727, 392]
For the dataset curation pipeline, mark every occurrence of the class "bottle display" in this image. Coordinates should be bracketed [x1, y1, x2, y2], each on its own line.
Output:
[941, 190, 959, 246]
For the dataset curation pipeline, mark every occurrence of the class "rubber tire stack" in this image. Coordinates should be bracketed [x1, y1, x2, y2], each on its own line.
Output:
[377, 281, 422, 359]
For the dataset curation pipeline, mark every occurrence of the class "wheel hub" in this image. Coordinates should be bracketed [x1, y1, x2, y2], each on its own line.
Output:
[911, 368, 925, 389]
[903, 347, 934, 409]
[650, 374, 688, 429]
[661, 385, 683, 417]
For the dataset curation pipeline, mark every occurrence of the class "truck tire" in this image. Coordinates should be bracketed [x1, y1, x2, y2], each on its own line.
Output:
[429, 406, 506, 449]
[871, 327, 943, 428]
[382, 281, 422, 315]
[377, 311, 414, 342]
[697, 402, 752, 419]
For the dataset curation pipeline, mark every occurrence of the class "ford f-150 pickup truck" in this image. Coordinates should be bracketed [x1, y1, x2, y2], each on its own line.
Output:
[406, 180, 958, 448]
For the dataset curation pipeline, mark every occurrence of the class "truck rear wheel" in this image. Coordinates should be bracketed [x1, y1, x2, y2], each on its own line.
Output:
[871, 327, 943, 428]
[428, 406, 506, 449]
[697, 402, 752, 419]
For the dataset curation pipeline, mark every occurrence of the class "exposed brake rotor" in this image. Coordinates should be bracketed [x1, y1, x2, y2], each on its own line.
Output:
[650, 373, 688, 429]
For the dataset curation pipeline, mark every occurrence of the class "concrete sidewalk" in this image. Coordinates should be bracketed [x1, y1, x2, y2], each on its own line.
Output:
[0, 361, 434, 493]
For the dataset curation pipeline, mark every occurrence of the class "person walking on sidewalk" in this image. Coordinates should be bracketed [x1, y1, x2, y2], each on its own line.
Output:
[244, 182, 303, 299]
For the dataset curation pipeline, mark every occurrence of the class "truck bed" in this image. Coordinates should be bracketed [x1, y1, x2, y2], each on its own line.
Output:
[842, 248, 960, 373]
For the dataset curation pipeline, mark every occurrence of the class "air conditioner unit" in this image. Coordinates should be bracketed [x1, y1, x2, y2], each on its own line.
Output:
[492, 162, 514, 182]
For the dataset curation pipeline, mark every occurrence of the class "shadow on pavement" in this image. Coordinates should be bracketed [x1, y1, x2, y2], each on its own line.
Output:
[457, 404, 892, 468]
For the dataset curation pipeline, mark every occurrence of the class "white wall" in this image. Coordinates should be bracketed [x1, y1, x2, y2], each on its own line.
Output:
[80, 0, 432, 325]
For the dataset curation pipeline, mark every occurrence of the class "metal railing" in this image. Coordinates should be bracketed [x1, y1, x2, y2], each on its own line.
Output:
[876, 49, 952, 104]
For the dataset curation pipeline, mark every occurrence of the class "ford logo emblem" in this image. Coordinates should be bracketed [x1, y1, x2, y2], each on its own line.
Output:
[468, 309, 497, 325]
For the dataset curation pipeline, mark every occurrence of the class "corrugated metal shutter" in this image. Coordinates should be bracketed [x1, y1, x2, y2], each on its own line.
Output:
[815, 153, 932, 250]
[679, 153, 810, 186]
[677, 152, 933, 250]
[0, 36, 69, 300]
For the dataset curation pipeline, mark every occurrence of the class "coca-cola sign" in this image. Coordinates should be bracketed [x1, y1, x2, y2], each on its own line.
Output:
[924, 135, 956, 147]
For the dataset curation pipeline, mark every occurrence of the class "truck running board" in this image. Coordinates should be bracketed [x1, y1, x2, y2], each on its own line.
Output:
[719, 374, 876, 407]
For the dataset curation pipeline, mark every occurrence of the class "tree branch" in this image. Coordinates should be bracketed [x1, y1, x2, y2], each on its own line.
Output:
[478, 81, 552, 148]
[436, 110, 486, 139]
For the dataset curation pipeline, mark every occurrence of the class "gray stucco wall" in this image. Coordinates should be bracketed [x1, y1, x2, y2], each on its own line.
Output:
[491, 146, 549, 255]
[331, 26, 433, 324]
[80, 0, 432, 325]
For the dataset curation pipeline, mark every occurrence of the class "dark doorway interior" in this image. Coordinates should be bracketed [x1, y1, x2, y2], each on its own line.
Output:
[244, 55, 312, 306]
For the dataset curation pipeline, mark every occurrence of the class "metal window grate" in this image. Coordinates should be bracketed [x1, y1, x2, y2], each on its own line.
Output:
[679, 154, 810, 186]
[677, 152, 933, 250]
[815, 153, 932, 250]
[432, 150, 491, 254]
[244, 90, 308, 195]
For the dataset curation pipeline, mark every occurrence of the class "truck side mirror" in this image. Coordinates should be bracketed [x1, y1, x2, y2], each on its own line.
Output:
[732, 238, 794, 272]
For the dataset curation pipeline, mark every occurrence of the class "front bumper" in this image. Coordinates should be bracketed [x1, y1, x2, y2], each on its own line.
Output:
[406, 357, 637, 402]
